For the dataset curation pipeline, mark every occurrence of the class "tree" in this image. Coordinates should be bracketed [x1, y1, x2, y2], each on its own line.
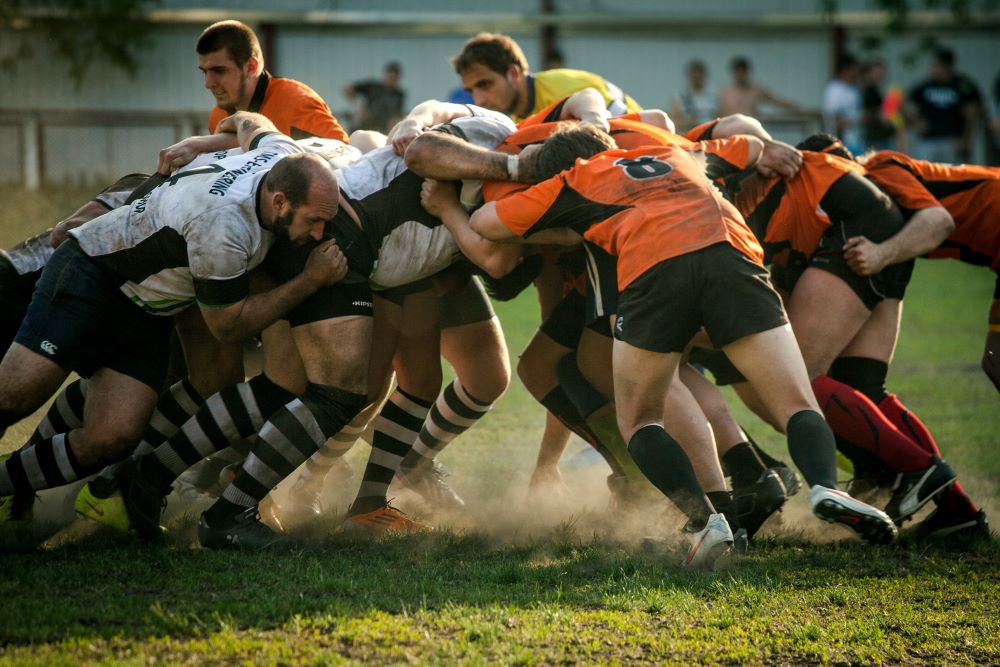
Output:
[0, 0, 157, 86]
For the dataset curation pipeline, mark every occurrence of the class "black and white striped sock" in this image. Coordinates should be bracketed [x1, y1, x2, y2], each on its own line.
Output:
[351, 387, 432, 513]
[138, 374, 297, 492]
[401, 379, 492, 470]
[298, 416, 367, 484]
[216, 384, 367, 513]
[28, 378, 88, 445]
[0, 433, 100, 494]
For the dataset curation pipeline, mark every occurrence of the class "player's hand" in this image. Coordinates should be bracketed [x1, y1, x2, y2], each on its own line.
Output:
[49, 224, 70, 248]
[527, 463, 569, 501]
[757, 140, 802, 179]
[843, 236, 887, 276]
[157, 137, 207, 175]
[578, 108, 611, 133]
[214, 114, 240, 135]
[389, 119, 424, 155]
[303, 239, 348, 287]
[420, 178, 461, 218]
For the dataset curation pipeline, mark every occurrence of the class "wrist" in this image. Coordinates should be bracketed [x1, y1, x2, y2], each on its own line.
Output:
[506, 154, 520, 181]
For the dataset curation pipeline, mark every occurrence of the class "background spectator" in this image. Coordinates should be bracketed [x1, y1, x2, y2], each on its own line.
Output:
[718, 56, 809, 117]
[670, 60, 719, 132]
[821, 53, 863, 155]
[343, 61, 406, 133]
[906, 47, 982, 163]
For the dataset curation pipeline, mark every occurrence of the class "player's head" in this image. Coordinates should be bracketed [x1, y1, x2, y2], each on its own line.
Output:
[265, 154, 339, 245]
[196, 20, 264, 113]
[931, 47, 955, 82]
[796, 133, 855, 161]
[532, 123, 618, 181]
[451, 32, 530, 115]
[730, 56, 750, 84]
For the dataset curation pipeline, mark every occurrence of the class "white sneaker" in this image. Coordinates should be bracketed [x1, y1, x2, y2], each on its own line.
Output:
[683, 513, 734, 570]
[810, 485, 897, 544]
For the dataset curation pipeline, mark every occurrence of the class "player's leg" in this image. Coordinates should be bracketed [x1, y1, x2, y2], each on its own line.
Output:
[984, 290, 1000, 394]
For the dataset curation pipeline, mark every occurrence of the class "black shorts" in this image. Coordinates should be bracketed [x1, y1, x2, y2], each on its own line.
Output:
[439, 274, 495, 329]
[0, 258, 41, 356]
[377, 278, 434, 306]
[615, 243, 788, 354]
[15, 239, 174, 390]
[583, 241, 618, 325]
[687, 347, 747, 386]
[263, 231, 375, 327]
[806, 173, 912, 309]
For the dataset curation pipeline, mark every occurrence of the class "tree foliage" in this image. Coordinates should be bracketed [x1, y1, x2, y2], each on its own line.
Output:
[0, 0, 158, 86]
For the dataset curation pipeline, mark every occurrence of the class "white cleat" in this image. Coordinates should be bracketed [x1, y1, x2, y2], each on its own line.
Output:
[683, 513, 734, 570]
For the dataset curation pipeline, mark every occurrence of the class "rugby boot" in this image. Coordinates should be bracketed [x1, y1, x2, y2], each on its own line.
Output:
[115, 456, 170, 540]
[344, 502, 429, 533]
[913, 508, 990, 545]
[397, 459, 465, 513]
[74, 482, 130, 531]
[683, 513, 734, 570]
[810, 485, 897, 545]
[198, 505, 290, 550]
[0, 491, 35, 524]
[732, 469, 787, 540]
[884, 457, 957, 525]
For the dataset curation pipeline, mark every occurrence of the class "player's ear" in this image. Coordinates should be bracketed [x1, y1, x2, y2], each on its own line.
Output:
[245, 55, 261, 77]
[506, 64, 523, 84]
[272, 191, 287, 211]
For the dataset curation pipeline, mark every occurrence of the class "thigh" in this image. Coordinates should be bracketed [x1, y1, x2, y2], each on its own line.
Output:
[0, 342, 69, 414]
[722, 324, 819, 426]
[392, 289, 442, 401]
[174, 305, 245, 396]
[74, 367, 158, 465]
[839, 298, 902, 363]
[577, 325, 615, 402]
[612, 337, 681, 441]
[785, 267, 871, 377]
[292, 315, 373, 394]
[442, 317, 510, 402]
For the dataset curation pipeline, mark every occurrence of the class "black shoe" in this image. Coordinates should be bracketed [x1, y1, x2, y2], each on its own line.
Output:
[884, 458, 957, 525]
[197, 506, 290, 550]
[771, 465, 801, 498]
[115, 456, 169, 540]
[732, 470, 787, 540]
[914, 508, 990, 545]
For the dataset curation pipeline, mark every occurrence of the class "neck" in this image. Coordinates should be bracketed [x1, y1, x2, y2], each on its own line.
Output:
[257, 179, 274, 228]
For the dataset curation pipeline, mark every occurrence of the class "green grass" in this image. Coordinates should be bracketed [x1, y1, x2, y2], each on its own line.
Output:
[0, 187, 998, 665]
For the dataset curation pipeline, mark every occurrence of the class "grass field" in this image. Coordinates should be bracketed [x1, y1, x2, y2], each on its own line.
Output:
[0, 187, 998, 665]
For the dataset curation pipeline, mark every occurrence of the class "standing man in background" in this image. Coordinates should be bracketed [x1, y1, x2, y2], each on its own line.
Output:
[906, 47, 982, 163]
[343, 61, 407, 133]
[199, 20, 348, 141]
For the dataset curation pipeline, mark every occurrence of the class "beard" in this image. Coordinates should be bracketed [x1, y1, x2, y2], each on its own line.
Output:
[220, 73, 250, 113]
[272, 209, 296, 243]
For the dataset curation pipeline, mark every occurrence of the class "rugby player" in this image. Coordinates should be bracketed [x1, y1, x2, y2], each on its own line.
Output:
[0, 113, 348, 517]
[466, 125, 900, 564]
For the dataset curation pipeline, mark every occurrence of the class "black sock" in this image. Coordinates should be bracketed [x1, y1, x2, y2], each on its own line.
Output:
[829, 357, 889, 404]
[707, 490, 737, 530]
[720, 442, 768, 488]
[786, 410, 838, 489]
[627, 424, 712, 526]
[746, 433, 784, 469]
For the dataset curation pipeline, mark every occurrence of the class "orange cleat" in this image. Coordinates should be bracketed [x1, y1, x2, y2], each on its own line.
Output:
[344, 503, 430, 533]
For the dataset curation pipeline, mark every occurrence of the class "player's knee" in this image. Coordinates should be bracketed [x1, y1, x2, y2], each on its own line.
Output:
[300, 383, 369, 438]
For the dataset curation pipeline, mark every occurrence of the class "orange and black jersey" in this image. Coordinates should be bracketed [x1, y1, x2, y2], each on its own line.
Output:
[494, 143, 763, 290]
[485, 98, 736, 203]
[727, 151, 867, 261]
[208, 71, 348, 142]
[864, 151, 1000, 269]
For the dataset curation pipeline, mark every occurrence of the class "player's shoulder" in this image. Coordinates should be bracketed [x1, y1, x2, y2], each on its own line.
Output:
[266, 76, 325, 101]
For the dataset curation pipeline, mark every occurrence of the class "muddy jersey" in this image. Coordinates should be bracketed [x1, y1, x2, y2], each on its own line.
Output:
[69, 132, 303, 315]
[864, 151, 1000, 269]
[182, 137, 361, 173]
[335, 109, 516, 290]
[495, 143, 762, 291]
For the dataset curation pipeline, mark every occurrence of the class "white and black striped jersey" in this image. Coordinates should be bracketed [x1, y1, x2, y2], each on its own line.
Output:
[181, 136, 361, 173]
[336, 108, 516, 290]
[70, 132, 302, 315]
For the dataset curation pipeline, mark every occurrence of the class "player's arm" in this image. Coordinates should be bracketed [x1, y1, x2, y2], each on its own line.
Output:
[843, 206, 954, 276]
[420, 179, 522, 278]
[705, 115, 801, 179]
[156, 133, 240, 175]
[198, 239, 347, 343]
[387, 99, 476, 154]
[404, 131, 513, 182]
[48, 200, 112, 248]
[635, 109, 676, 133]
[559, 88, 612, 131]
[215, 111, 281, 153]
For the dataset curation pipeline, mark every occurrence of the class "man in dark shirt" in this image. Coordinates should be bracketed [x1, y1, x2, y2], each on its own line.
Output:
[344, 62, 406, 133]
[906, 47, 982, 163]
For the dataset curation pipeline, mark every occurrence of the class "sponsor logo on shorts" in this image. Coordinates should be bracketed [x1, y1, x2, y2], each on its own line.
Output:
[353, 300, 373, 308]
[616, 316, 624, 333]
[40, 340, 58, 355]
